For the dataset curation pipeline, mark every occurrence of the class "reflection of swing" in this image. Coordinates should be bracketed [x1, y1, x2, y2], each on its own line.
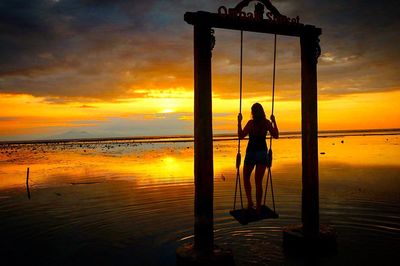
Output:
[230, 31, 279, 225]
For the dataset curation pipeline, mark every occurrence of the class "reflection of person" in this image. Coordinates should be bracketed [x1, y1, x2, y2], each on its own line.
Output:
[238, 103, 279, 213]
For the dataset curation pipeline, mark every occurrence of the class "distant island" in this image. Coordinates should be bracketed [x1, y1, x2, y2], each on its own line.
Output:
[1, 128, 399, 145]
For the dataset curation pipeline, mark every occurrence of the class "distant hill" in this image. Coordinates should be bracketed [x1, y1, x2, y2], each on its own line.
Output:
[1, 128, 399, 145]
[51, 130, 94, 140]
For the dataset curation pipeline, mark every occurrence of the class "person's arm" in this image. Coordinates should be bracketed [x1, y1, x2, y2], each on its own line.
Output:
[269, 115, 279, 139]
[238, 113, 251, 140]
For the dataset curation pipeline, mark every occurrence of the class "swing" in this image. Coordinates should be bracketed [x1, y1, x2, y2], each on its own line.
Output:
[230, 31, 279, 225]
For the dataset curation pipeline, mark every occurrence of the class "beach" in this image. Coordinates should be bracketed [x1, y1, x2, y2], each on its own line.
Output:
[0, 131, 399, 265]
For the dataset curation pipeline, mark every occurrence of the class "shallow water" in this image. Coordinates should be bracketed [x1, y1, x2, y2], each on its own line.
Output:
[0, 135, 399, 265]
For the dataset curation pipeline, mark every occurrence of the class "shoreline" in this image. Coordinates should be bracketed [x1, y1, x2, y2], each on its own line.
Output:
[0, 128, 399, 146]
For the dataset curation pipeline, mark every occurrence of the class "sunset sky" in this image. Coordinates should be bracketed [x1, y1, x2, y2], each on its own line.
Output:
[1, 0, 399, 141]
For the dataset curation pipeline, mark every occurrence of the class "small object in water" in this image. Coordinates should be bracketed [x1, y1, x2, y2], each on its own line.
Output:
[55, 192, 62, 196]
[84, 150, 86, 152]
[26, 167, 31, 199]
[341, 140, 344, 143]
[71, 181, 100, 185]
[332, 143, 335, 145]
[221, 174, 226, 181]
[320, 152, 326, 155]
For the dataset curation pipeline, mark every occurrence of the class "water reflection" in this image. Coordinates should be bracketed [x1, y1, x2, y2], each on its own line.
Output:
[1, 135, 399, 190]
[0, 135, 399, 265]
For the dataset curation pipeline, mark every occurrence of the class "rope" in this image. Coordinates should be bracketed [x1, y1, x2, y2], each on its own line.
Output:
[238, 30, 243, 154]
[271, 34, 277, 116]
[263, 34, 277, 212]
[233, 33, 278, 214]
[269, 34, 277, 151]
[233, 30, 244, 210]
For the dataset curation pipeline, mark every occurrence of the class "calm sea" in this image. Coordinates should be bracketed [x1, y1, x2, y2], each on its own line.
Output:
[0, 131, 399, 265]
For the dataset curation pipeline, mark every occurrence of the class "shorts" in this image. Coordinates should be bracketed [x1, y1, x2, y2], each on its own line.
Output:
[244, 150, 268, 165]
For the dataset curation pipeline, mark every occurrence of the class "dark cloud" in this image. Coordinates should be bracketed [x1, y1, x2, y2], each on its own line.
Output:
[79, 104, 97, 108]
[0, 117, 16, 122]
[0, 0, 198, 99]
[0, 0, 399, 100]
[287, 0, 400, 92]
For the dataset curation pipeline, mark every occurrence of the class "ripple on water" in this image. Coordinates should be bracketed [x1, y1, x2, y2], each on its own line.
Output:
[1, 137, 400, 265]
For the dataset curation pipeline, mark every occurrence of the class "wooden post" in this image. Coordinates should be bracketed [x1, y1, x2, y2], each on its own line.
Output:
[284, 27, 335, 251]
[193, 24, 214, 253]
[300, 27, 321, 240]
[26, 167, 31, 199]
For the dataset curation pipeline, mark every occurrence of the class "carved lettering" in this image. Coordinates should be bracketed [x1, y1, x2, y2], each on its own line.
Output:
[239, 11, 247, 18]
[228, 8, 237, 17]
[218, 6, 228, 16]
[216, 3, 302, 26]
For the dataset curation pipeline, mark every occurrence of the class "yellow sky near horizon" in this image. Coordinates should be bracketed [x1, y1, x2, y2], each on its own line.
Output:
[1, 88, 399, 140]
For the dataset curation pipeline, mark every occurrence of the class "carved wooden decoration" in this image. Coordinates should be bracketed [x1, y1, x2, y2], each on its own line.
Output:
[218, 0, 301, 26]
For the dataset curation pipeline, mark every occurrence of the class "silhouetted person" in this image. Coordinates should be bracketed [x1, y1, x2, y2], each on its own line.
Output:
[238, 103, 279, 214]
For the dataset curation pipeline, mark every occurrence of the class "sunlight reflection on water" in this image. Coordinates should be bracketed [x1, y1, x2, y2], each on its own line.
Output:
[0, 135, 399, 265]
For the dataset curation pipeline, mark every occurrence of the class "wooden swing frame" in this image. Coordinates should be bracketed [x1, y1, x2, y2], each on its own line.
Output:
[183, 0, 325, 254]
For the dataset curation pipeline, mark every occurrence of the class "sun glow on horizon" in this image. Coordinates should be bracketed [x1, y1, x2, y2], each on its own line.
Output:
[0, 88, 399, 141]
[159, 109, 175, 114]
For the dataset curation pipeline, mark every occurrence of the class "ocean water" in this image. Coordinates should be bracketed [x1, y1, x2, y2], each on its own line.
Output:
[0, 133, 399, 265]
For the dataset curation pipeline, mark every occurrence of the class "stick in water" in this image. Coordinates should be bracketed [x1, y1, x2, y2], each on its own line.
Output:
[26, 167, 31, 199]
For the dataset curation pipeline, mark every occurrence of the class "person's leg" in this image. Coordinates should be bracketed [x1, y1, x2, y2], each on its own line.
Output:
[255, 164, 267, 213]
[243, 163, 255, 208]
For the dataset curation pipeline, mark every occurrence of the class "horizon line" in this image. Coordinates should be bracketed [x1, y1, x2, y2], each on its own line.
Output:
[1, 128, 399, 145]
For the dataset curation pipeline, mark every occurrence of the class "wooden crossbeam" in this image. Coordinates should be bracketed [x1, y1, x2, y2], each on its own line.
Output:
[184, 11, 321, 37]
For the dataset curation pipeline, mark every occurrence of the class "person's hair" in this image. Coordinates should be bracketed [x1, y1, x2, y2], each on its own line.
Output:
[251, 103, 266, 123]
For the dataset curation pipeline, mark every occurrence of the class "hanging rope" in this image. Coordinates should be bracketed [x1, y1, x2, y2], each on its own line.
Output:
[263, 34, 277, 212]
[233, 30, 244, 210]
[233, 32, 278, 215]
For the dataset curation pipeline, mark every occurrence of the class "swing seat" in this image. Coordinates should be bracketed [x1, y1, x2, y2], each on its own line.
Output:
[230, 205, 278, 225]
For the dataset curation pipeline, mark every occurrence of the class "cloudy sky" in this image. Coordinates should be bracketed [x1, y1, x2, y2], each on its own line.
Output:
[0, 0, 399, 140]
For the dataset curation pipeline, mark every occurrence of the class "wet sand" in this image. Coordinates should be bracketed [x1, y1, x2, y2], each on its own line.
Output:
[0, 133, 399, 265]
